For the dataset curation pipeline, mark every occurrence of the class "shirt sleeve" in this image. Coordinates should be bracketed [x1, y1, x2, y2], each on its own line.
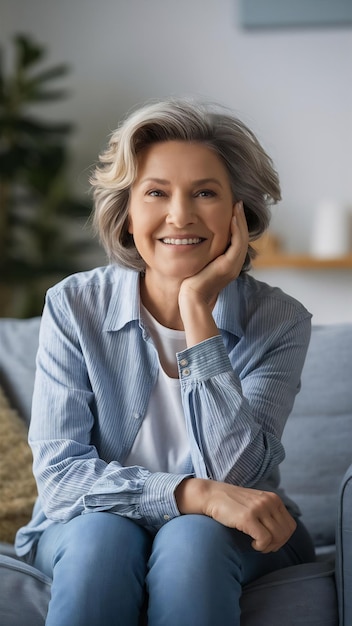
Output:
[29, 292, 190, 530]
[176, 313, 311, 487]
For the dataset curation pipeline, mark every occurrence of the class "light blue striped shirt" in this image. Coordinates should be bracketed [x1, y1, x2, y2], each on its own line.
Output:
[16, 265, 311, 556]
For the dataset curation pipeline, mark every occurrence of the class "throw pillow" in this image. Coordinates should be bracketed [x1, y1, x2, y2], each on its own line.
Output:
[0, 387, 37, 544]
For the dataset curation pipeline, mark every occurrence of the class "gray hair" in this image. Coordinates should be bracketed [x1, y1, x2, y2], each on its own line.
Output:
[90, 98, 281, 272]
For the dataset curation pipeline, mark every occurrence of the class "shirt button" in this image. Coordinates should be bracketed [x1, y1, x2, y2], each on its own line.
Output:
[132, 412, 141, 419]
[182, 368, 190, 377]
[163, 514, 170, 521]
[180, 358, 188, 367]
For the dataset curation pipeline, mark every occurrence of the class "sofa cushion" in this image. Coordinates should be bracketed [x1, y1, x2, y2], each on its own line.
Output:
[0, 317, 40, 424]
[0, 387, 37, 544]
[280, 323, 352, 547]
[0, 556, 51, 626]
[241, 561, 338, 625]
[0, 557, 337, 626]
[336, 463, 352, 625]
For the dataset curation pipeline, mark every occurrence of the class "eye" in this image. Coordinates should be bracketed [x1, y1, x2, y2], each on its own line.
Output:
[147, 189, 165, 197]
[196, 189, 216, 198]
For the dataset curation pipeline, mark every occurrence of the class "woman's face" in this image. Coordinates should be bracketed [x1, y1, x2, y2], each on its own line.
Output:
[128, 140, 235, 285]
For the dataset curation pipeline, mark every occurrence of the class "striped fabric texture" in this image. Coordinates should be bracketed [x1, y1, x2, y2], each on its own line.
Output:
[16, 265, 311, 556]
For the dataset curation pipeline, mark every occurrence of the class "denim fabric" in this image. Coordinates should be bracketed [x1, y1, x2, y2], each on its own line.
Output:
[33, 512, 314, 626]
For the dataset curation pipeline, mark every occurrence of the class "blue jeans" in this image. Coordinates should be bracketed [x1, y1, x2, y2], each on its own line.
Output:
[33, 512, 315, 626]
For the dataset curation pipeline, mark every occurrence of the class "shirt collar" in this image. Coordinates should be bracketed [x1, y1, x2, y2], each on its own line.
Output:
[103, 268, 141, 331]
[103, 266, 244, 339]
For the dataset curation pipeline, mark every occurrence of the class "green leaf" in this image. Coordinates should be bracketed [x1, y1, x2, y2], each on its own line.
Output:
[0, 33, 95, 311]
[16, 116, 73, 136]
[0, 54, 4, 106]
[29, 63, 70, 85]
[0, 145, 32, 176]
[15, 34, 45, 70]
[57, 198, 92, 217]
[24, 89, 70, 103]
[0, 115, 73, 138]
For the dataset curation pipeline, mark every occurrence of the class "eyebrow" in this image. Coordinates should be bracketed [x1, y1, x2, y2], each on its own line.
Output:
[139, 177, 170, 185]
[139, 177, 223, 187]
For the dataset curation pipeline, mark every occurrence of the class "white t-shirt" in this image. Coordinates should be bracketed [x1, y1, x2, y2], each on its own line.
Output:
[125, 305, 191, 474]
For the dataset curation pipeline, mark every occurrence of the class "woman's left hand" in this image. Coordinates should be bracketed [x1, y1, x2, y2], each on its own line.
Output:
[179, 201, 248, 310]
[175, 478, 297, 553]
[178, 201, 249, 346]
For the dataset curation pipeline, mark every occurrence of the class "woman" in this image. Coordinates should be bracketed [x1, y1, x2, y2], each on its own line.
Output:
[16, 99, 315, 625]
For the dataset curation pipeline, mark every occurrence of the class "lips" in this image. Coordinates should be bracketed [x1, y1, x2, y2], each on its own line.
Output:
[161, 237, 204, 245]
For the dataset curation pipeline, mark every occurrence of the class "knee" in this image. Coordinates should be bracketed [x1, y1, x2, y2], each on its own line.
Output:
[150, 514, 244, 572]
[48, 513, 152, 582]
[38, 515, 151, 625]
[62, 512, 145, 547]
[154, 513, 215, 550]
[147, 515, 244, 622]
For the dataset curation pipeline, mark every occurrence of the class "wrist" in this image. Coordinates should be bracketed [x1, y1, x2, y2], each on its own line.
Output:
[175, 477, 211, 515]
[178, 295, 219, 347]
[178, 282, 216, 312]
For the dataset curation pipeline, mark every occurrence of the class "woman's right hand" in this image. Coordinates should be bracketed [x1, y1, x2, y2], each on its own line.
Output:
[175, 478, 296, 553]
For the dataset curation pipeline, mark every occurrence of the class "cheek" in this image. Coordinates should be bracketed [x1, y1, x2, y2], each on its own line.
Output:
[219, 216, 232, 241]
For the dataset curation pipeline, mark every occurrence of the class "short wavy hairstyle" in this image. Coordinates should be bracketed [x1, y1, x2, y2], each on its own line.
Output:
[91, 98, 281, 272]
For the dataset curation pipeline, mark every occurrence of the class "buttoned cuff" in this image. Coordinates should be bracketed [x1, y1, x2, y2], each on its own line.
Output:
[139, 472, 191, 527]
[176, 335, 232, 382]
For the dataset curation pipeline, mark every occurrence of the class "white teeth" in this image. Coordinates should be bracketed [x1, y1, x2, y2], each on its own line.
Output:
[162, 238, 202, 245]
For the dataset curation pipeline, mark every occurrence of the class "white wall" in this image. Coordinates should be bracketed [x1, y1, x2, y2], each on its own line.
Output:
[2, 0, 352, 322]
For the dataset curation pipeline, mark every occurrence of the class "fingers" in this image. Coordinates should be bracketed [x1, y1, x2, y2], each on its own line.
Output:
[263, 504, 296, 553]
[245, 492, 297, 553]
[204, 483, 297, 554]
[224, 201, 249, 270]
[251, 512, 296, 553]
[234, 201, 249, 241]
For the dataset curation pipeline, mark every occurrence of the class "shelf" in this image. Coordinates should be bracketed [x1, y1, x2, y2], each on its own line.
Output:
[252, 254, 352, 270]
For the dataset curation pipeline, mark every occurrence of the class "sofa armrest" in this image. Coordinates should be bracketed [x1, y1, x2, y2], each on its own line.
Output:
[0, 317, 40, 424]
[0, 555, 51, 625]
[336, 463, 352, 626]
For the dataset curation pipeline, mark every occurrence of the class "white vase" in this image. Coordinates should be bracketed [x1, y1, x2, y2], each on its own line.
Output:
[310, 200, 351, 259]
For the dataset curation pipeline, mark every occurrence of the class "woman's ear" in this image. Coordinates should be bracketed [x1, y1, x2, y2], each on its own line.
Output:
[127, 217, 133, 234]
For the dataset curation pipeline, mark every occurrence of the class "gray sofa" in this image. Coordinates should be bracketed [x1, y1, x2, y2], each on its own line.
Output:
[0, 317, 351, 625]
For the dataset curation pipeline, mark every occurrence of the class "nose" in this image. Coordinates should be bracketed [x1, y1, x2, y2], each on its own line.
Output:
[165, 193, 196, 228]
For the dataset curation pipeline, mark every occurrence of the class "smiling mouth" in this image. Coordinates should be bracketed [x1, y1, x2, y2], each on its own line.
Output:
[161, 237, 204, 245]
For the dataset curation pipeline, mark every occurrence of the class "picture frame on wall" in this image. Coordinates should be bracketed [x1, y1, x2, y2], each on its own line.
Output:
[240, 0, 352, 29]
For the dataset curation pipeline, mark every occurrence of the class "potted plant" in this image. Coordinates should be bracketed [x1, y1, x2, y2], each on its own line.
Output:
[0, 34, 93, 317]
